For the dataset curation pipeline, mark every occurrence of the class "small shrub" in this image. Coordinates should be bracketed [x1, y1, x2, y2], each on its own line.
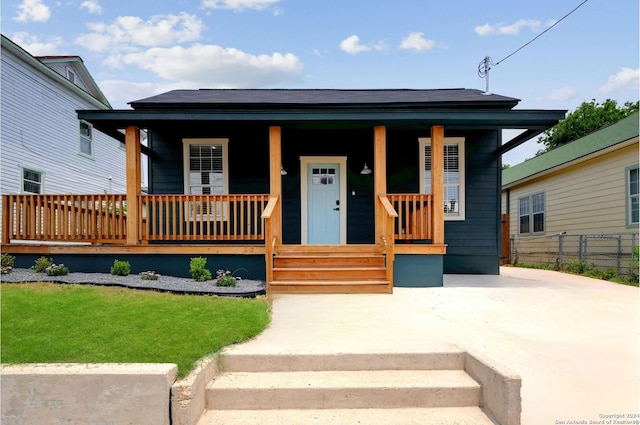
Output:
[110, 259, 131, 276]
[45, 263, 69, 276]
[216, 269, 239, 287]
[601, 268, 619, 281]
[140, 271, 160, 280]
[32, 257, 53, 273]
[1, 254, 15, 274]
[189, 257, 212, 282]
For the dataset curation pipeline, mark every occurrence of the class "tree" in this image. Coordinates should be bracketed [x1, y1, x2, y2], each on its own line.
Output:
[538, 99, 639, 152]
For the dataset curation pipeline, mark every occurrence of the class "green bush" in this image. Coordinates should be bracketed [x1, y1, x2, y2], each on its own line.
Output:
[140, 271, 160, 280]
[215, 269, 238, 287]
[32, 257, 53, 273]
[189, 257, 212, 282]
[1, 254, 15, 274]
[110, 259, 131, 276]
[45, 264, 69, 276]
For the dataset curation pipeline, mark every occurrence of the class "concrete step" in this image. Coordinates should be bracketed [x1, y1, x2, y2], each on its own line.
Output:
[197, 407, 497, 425]
[206, 369, 481, 410]
[268, 280, 391, 293]
[220, 352, 466, 372]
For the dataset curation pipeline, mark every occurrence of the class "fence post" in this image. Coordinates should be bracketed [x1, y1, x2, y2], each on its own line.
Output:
[617, 235, 622, 273]
[578, 235, 585, 262]
[558, 233, 564, 269]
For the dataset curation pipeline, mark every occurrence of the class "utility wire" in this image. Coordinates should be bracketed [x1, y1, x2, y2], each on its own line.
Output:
[495, 0, 590, 65]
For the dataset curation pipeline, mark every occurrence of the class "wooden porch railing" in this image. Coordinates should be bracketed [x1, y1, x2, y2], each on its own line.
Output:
[2, 194, 127, 244]
[2, 193, 434, 246]
[139, 194, 270, 242]
[261, 195, 280, 286]
[387, 194, 433, 241]
[377, 194, 398, 291]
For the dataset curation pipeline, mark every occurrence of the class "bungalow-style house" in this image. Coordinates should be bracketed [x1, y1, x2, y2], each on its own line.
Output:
[0, 34, 126, 197]
[502, 112, 639, 268]
[2, 88, 564, 293]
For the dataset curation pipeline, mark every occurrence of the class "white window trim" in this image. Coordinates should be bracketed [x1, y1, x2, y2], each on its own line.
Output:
[518, 191, 546, 235]
[19, 165, 45, 194]
[79, 120, 94, 159]
[627, 164, 639, 226]
[418, 137, 465, 221]
[182, 138, 230, 222]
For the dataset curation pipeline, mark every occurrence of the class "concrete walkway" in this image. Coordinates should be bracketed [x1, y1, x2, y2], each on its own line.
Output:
[225, 267, 640, 425]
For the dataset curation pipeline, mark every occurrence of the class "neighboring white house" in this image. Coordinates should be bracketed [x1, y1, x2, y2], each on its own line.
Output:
[0, 34, 126, 199]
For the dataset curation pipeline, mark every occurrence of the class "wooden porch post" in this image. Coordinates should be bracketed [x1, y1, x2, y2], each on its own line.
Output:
[373, 126, 387, 242]
[125, 126, 141, 245]
[431, 125, 445, 245]
[268, 126, 282, 238]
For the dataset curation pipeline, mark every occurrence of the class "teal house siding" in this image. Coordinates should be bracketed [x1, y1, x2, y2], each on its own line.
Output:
[444, 130, 501, 274]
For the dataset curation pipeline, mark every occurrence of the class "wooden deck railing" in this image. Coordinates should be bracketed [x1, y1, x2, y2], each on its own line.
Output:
[2, 194, 127, 244]
[377, 194, 398, 292]
[2, 192, 433, 246]
[139, 194, 269, 242]
[387, 194, 433, 241]
[261, 195, 280, 286]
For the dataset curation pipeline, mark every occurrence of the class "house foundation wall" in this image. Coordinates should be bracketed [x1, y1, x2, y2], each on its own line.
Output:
[393, 254, 443, 287]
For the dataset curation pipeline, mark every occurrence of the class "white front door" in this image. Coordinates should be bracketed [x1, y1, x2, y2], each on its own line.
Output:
[301, 156, 347, 244]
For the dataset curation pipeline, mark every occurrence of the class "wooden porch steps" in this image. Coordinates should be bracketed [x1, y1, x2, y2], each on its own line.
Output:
[269, 245, 391, 294]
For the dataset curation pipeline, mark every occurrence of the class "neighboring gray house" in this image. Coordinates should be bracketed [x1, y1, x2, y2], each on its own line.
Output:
[0, 34, 126, 199]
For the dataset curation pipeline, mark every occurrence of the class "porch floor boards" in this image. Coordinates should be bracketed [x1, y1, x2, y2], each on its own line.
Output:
[270, 245, 391, 294]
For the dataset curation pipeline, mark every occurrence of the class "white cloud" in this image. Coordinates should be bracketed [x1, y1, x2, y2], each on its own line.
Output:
[75, 13, 204, 54]
[475, 19, 542, 36]
[121, 43, 304, 88]
[400, 32, 436, 51]
[548, 86, 578, 101]
[14, 0, 51, 22]
[340, 35, 370, 54]
[80, 0, 102, 14]
[10, 32, 65, 56]
[201, 0, 279, 11]
[598, 67, 640, 94]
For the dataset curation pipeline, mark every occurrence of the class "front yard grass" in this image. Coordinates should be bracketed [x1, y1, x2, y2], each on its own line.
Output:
[0, 283, 271, 378]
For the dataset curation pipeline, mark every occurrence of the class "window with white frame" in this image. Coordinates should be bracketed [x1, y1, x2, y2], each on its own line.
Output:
[21, 166, 44, 194]
[519, 192, 545, 234]
[628, 165, 639, 225]
[79, 120, 93, 157]
[419, 137, 465, 220]
[183, 138, 229, 220]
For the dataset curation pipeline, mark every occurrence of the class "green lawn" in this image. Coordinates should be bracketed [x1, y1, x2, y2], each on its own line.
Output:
[0, 283, 270, 377]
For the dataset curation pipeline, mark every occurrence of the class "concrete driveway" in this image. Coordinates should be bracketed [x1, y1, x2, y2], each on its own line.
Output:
[226, 267, 640, 425]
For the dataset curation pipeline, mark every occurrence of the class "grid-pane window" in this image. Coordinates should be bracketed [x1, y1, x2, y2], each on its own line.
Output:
[22, 168, 43, 194]
[79, 121, 93, 156]
[422, 139, 464, 218]
[187, 143, 224, 194]
[629, 167, 639, 225]
[519, 192, 545, 234]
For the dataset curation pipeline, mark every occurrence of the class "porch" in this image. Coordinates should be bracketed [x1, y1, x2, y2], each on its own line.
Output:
[2, 193, 445, 294]
[2, 123, 451, 293]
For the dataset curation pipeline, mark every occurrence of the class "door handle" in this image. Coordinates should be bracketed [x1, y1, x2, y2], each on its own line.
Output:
[333, 207, 340, 211]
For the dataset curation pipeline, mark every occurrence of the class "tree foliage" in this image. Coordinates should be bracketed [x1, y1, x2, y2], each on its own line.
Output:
[538, 99, 639, 152]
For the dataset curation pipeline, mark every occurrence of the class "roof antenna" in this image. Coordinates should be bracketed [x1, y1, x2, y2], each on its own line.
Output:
[477, 56, 494, 94]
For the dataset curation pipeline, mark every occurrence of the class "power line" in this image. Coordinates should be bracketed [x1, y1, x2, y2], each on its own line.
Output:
[478, 0, 590, 92]
[495, 0, 590, 66]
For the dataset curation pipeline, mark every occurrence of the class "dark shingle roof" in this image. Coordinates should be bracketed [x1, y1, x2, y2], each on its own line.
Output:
[129, 88, 520, 110]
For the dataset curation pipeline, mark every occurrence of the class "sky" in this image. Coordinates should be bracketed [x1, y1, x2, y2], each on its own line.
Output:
[2, 0, 639, 165]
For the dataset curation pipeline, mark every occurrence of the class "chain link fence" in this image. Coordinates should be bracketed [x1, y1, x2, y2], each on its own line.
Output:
[510, 232, 639, 277]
